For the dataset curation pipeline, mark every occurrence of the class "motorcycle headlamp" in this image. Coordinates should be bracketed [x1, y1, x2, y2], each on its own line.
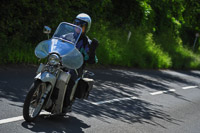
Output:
[48, 54, 60, 66]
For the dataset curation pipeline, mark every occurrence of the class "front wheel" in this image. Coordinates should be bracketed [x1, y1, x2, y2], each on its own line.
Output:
[23, 80, 47, 122]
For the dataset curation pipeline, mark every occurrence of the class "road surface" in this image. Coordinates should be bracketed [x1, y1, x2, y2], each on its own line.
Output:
[0, 65, 200, 133]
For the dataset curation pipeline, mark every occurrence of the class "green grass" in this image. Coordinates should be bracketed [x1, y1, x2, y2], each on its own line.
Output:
[89, 24, 200, 69]
[0, 41, 38, 65]
[154, 32, 200, 69]
[1, 24, 200, 69]
[90, 25, 172, 68]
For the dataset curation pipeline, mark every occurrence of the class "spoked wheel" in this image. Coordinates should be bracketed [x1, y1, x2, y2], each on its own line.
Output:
[23, 80, 47, 122]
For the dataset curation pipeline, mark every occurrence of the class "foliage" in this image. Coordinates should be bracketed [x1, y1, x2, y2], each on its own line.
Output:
[90, 25, 172, 68]
[0, 0, 200, 69]
[154, 32, 200, 69]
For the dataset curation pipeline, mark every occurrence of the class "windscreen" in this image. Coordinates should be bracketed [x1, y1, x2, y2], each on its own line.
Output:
[34, 22, 83, 69]
[52, 22, 82, 45]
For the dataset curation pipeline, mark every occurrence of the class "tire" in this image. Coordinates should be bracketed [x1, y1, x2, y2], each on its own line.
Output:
[23, 80, 47, 122]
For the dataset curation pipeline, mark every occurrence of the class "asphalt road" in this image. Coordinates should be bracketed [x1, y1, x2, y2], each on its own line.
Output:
[0, 65, 200, 133]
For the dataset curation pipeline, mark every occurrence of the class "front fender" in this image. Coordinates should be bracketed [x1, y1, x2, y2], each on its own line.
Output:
[35, 72, 56, 86]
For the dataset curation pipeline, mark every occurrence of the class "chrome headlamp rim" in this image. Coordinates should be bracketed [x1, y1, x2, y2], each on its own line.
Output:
[48, 54, 60, 66]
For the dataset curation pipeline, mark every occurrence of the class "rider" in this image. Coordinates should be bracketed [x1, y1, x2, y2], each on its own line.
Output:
[72, 13, 93, 79]
[63, 13, 98, 113]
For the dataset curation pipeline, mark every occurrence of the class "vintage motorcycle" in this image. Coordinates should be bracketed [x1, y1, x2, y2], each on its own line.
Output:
[23, 22, 95, 122]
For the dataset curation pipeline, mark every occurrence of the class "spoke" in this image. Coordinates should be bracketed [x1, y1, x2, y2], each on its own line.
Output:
[30, 99, 36, 104]
[29, 107, 34, 117]
[28, 82, 47, 118]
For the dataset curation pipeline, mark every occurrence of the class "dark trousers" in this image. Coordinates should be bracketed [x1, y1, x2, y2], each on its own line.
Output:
[63, 63, 85, 107]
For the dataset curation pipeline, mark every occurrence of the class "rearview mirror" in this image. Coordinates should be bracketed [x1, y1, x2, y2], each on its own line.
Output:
[43, 26, 51, 34]
[43, 26, 51, 39]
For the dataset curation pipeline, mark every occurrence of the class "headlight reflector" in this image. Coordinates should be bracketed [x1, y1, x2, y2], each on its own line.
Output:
[48, 54, 60, 65]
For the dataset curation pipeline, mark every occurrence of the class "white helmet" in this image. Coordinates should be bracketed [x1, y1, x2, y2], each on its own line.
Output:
[74, 13, 91, 33]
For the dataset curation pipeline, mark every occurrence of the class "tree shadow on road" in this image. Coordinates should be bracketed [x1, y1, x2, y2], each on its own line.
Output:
[69, 68, 198, 127]
[21, 115, 90, 133]
[90, 68, 196, 102]
[173, 70, 200, 82]
[0, 65, 36, 103]
[73, 98, 182, 129]
[0, 66, 198, 129]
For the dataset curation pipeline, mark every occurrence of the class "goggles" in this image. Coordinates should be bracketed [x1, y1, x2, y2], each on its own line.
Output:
[74, 19, 88, 27]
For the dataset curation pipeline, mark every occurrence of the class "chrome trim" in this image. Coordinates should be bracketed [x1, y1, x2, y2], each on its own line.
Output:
[35, 72, 56, 86]
[36, 63, 45, 74]
[70, 78, 80, 101]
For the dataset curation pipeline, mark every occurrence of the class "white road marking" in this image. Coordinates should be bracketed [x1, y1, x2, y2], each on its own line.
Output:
[182, 86, 198, 90]
[0, 116, 23, 125]
[0, 85, 198, 125]
[0, 112, 50, 125]
[150, 89, 175, 96]
[150, 91, 163, 95]
[0, 96, 138, 124]
[85, 96, 138, 105]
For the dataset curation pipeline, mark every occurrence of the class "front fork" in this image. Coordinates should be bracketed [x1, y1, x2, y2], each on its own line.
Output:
[34, 64, 57, 111]
[35, 63, 74, 114]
